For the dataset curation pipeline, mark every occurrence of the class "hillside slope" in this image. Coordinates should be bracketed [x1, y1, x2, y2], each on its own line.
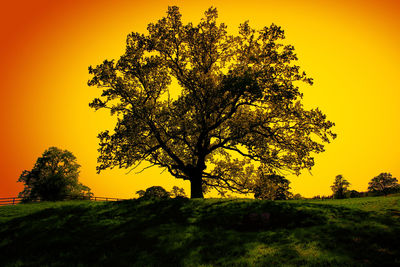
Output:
[0, 196, 399, 266]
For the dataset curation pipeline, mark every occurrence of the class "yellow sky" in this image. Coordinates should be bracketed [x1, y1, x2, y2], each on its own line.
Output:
[1, 0, 399, 198]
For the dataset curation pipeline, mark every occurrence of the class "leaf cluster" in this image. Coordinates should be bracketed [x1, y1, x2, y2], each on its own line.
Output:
[253, 173, 293, 200]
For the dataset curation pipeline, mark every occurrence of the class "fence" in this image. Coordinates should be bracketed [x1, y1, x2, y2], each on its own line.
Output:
[0, 197, 22, 206]
[0, 196, 126, 206]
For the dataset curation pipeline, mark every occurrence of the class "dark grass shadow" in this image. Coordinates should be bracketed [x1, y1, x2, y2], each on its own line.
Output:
[181, 200, 400, 266]
[0, 199, 399, 266]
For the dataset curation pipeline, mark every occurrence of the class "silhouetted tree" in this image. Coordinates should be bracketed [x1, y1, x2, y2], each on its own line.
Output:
[330, 175, 350, 199]
[253, 173, 292, 200]
[141, 186, 170, 199]
[368, 173, 399, 196]
[136, 190, 145, 198]
[170, 186, 187, 198]
[88, 6, 336, 198]
[18, 147, 92, 202]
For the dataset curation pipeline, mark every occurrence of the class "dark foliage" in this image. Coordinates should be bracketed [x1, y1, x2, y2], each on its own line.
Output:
[368, 172, 399, 196]
[252, 173, 292, 200]
[347, 190, 361, 198]
[135, 189, 145, 198]
[170, 186, 187, 198]
[331, 175, 350, 199]
[18, 147, 92, 202]
[311, 195, 333, 200]
[140, 186, 170, 200]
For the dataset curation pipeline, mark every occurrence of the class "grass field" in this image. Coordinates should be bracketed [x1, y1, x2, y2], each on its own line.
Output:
[0, 195, 399, 266]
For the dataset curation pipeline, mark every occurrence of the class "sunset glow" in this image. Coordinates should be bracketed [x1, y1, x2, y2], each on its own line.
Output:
[1, 0, 399, 198]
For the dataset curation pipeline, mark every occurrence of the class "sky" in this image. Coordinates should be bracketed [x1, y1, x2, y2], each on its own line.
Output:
[0, 0, 399, 198]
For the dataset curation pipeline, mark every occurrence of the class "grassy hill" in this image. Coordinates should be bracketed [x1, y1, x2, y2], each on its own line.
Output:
[0, 196, 399, 266]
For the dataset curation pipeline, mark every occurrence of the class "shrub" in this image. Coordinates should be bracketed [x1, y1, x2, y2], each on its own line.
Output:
[140, 186, 170, 200]
[347, 190, 360, 198]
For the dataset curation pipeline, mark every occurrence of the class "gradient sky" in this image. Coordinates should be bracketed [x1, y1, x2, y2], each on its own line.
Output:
[1, 0, 399, 198]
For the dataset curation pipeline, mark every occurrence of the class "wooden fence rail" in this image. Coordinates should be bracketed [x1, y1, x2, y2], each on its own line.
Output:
[0, 197, 22, 205]
[0, 196, 127, 206]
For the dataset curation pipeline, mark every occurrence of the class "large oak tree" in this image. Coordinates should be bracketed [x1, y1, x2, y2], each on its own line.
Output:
[88, 6, 336, 198]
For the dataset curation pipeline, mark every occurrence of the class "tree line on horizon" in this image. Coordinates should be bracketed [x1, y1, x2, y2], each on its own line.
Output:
[16, 147, 399, 202]
[315, 172, 400, 200]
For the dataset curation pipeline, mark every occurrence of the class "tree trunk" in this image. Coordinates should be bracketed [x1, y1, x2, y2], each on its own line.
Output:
[190, 174, 204, 199]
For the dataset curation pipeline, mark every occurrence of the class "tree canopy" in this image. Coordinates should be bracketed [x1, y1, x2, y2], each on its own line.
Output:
[140, 186, 171, 200]
[18, 147, 92, 202]
[368, 173, 399, 196]
[170, 186, 187, 198]
[88, 6, 336, 198]
[330, 175, 350, 199]
[253, 173, 292, 200]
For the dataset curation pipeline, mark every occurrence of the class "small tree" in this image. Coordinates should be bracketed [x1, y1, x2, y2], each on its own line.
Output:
[253, 173, 292, 200]
[330, 175, 350, 199]
[18, 147, 92, 202]
[368, 173, 399, 196]
[140, 186, 170, 199]
[170, 186, 187, 198]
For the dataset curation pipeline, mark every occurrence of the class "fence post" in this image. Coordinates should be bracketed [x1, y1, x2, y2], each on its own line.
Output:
[94, 197, 97, 201]
[106, 198, 108, 201]
[12, 198, 15, 205]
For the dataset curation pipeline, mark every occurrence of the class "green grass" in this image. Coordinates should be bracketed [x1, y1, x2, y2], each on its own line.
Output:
[0, 196, 399, 266]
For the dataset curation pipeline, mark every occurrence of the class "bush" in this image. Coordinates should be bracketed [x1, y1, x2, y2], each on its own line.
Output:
[140, 186, 170, 200]
[347, 190, 360, 198]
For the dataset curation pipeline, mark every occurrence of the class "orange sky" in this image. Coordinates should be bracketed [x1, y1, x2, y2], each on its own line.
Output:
[1, 0, 399, 198]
